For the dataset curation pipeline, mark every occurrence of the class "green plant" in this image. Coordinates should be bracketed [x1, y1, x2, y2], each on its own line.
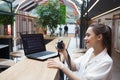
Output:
[36, 0, 66, 36]
[59, 3, 66, 24]
[0, 14, 13, 26]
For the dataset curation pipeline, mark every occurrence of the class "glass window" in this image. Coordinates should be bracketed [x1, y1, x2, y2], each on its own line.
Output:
[0, 1, 11, 12]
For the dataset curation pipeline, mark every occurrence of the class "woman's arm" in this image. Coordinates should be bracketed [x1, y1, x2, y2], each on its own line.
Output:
[56, 41, 77, 71]
[61, 63, 80, 80]
[47, 59, 80, 80]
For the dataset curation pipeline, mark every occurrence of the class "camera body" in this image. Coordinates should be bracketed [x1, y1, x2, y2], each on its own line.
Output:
[57, 40, 64, 50]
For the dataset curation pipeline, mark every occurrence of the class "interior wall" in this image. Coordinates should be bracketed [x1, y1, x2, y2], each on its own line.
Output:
[92, 10, 120, 27]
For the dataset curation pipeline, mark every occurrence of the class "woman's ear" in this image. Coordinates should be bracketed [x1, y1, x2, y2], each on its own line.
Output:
[97, 34, 103, 40]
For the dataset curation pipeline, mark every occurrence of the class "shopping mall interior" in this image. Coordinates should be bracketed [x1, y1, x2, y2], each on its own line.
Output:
[0, 0, 120, 80]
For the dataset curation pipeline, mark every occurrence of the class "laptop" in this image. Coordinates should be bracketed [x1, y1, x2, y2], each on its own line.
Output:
[20, 34, 58, 61]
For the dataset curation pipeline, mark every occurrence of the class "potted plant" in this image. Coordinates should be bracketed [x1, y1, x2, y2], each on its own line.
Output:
[0, 14, 13, 35]
[36, 0, 66, 37]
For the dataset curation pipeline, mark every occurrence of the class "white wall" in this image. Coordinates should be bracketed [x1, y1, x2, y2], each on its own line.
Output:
[93, 10, 120, 28]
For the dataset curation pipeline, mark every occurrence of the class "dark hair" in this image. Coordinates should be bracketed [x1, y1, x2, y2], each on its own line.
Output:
[89, 24, 112, 56]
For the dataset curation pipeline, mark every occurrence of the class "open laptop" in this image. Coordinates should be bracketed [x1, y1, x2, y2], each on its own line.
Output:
[20, 34, 58, 61]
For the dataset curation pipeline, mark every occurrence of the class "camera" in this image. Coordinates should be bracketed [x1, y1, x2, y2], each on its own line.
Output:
[57, 40, 64, 50]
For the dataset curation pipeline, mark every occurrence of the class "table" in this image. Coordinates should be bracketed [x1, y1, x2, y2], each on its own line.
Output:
[0, 45, 8, 49]
[0, 45, 9, 59]
[0, 35, 13, 52]
[0, 37, 70, 80]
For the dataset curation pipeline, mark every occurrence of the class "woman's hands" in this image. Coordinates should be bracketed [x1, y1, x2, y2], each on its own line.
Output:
[47, 59, 64, 70]
[47, 59, 79, 80]
[56, 40, 67, 55]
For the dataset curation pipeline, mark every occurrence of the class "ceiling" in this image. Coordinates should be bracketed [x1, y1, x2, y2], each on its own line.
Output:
[12, 0, 81, 14]
[1, 0, 119, 21]
[11, 0, 82, 23]
[83, 0, 120, 19]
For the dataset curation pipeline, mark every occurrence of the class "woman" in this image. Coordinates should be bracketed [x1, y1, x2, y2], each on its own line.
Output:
[47, 24, 113, 80]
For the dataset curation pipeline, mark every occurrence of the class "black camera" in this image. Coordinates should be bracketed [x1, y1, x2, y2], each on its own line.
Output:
[57, 40, 64, 50]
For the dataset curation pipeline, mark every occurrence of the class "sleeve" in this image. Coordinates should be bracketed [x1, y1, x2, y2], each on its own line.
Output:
[81, 61, 113, 80]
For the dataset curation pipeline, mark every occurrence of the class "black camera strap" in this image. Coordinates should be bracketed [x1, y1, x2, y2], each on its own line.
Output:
[58, 51, 61, 61]
[57, 49, 71, 80]
[66, 49, 72, 70]
[66, 49, 72, 80]
[58, 49, 71, 69]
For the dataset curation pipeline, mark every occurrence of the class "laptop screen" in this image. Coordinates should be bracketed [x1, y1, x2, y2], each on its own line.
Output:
[21, 34, 46, 55]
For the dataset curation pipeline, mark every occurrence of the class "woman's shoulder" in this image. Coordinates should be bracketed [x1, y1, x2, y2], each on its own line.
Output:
[99, 49, 113, 64]
[104, 53, 113, 63]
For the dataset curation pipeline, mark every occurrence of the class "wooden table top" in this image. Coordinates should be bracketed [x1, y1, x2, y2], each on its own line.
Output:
[0, 37, 70, 80]
[0, 35, 12, 38]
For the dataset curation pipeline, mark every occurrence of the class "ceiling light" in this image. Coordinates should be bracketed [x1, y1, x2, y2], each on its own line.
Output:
[83, 0, 99, 16]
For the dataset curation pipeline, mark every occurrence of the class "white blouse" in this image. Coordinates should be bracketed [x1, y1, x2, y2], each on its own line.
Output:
[75, 48, 113, 80]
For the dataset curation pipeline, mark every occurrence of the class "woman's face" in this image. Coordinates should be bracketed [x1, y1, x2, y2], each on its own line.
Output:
[84, 27, 99, 48]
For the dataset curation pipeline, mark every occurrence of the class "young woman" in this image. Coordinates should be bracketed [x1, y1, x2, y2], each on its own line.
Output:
[47, 24, 113, 80]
